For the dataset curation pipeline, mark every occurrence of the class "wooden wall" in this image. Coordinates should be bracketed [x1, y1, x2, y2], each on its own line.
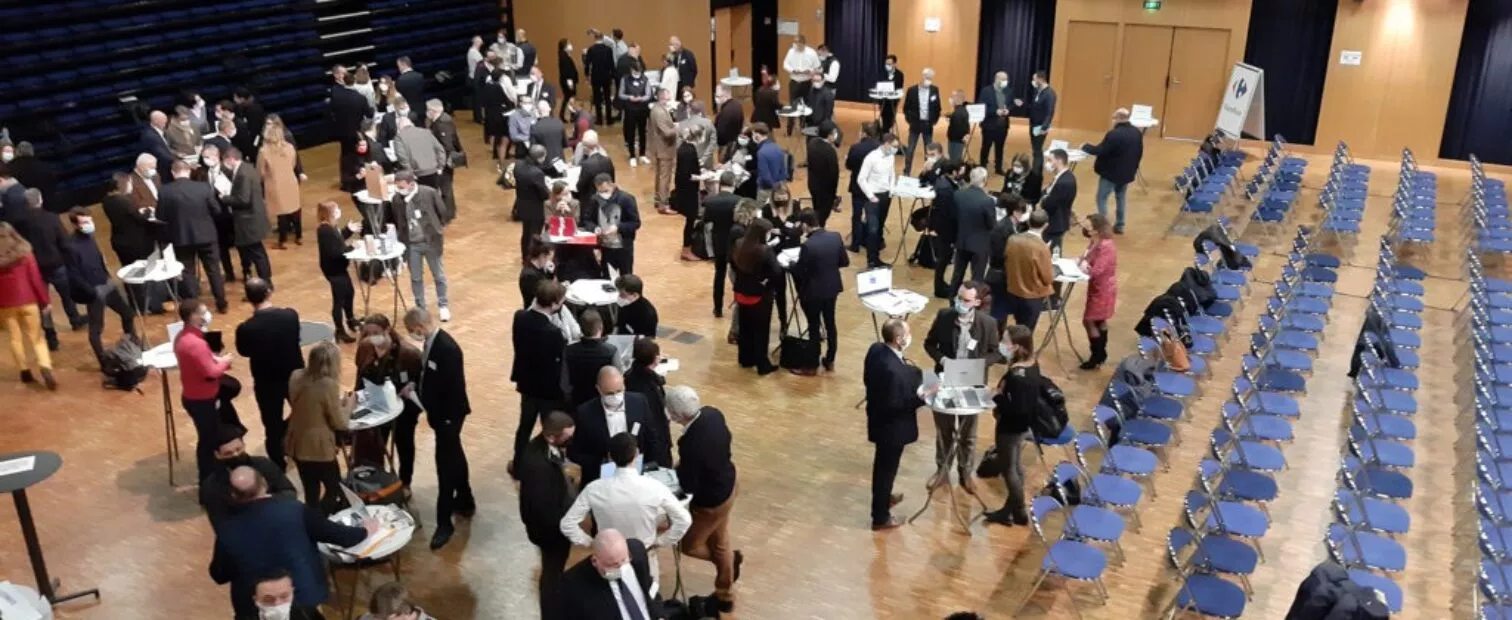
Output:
[513, 0, 711, 93]
[886, 0, 983, 104]
[713, 5, 754, 81]
[1313, 0, 1469, 159]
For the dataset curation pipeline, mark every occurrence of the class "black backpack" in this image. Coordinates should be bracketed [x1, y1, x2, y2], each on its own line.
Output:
[1030, 374, 1069, 440]
[102, 335, 148, 391]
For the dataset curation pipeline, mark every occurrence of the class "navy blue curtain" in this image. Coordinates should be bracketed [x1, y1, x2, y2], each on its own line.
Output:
[1242, 0, 1336, 144]
[974, 0, 1055, 117]
[823, 0, 889, 102]
[1441, 0, 1512, 163]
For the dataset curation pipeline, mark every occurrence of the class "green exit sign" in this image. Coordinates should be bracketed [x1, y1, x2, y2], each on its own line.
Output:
[1144, 0, 1162, 10]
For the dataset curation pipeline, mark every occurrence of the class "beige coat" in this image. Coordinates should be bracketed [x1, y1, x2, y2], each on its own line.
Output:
[284, 370, 350, 463]
[648, 104, 678, 160]
[257, 142, 302, 217]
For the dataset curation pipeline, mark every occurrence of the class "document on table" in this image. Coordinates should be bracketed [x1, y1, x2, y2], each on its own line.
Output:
[863, 290, 927, 316]
[213, 174, 233, 196]
[1053, 257, 1088, 282]
[340, 483, 370, 520]
[0, 582, 42, 620]
[966, 104, 986, 125]
[358, 378, 400, 417]
[0, 456, 36, 478]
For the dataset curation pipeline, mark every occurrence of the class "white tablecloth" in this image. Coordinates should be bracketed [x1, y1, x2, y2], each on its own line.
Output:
[0, 581, 52, 620]
[869, 91, 903, 101]
[891, 177, 936, 200]
[319, 504, 415, 563]
[860, 289, 929, 316]
[141, 342, 177, 370]
[117, 259, 184, 284]
[720, 76, 753, 88]
[547, 165, 582, 191]
[1046, 148, 1088, 164]
[1054, 257, 1090, 284]
[345, 240, 406, 262]
[566, 279, 619, 306]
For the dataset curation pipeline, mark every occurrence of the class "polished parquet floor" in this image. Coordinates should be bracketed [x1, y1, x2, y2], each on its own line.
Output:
[0, 106, 1496, 619]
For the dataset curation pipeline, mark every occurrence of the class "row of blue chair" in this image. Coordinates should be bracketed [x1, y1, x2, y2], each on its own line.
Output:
[0, 0, 292, 44]
[1173, 139, 1252, 229]
[1465, 156, 1512, 257]
[1246, 139, 1308, 234]
[1314, 143, 1370, 239]
[1385, 149, 1437, 246]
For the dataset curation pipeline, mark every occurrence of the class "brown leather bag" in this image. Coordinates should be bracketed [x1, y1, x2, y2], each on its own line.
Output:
[1160, 327, 1191, 372]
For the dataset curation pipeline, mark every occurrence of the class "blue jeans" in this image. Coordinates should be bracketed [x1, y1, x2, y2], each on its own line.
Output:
[947, 140, 965, 162]
[408, 243, 449, 309]
[1096, 177, 1129, 228]
[864, 194, 892, 265]
[904, 124, 934, 174]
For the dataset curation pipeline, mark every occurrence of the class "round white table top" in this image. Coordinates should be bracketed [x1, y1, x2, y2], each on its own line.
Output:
[566, 279, 620, 306]
[319, 504, 415, 563]
[117, 259, 185, 284]
[869, 91, 903, 101]
[141, 343, 178, 370]
[0, 582, 52, 619]
[344, 240, 406, 262]
[721, 76, 753, 87]
[1046, 148, 1088, 163]
[777, 107, 811, 118]
[1132, 117, 1160, 129]
[928, 397, 992, 416]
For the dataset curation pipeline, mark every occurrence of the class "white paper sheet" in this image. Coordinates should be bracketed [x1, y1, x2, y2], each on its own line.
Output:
[0, 456, 37, 478]
[966, 103, 986, 125]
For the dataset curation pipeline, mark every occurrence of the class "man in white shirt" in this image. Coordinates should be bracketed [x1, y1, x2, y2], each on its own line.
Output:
[856, 132, 900, 269]
[560, 433, 691, 591]
[782, 35, 820, 136]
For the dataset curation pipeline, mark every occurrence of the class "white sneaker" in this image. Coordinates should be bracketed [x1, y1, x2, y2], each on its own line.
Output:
[629, 158, 638, 168]
[439, 306, 451, 322]
[640, 156, 650, 165]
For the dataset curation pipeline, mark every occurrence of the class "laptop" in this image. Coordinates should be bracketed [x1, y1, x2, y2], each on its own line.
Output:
[939, 358, 993, 410]
[855, 267, 893, 300]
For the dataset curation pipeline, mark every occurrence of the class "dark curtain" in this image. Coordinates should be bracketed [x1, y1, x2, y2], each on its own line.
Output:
[974, 0, 1055, 117]
[1241, 0, 1336, 144]
[1441, 0, 1512, 163]
[752, 0, 779, 82]
[823, 0, 889, 103]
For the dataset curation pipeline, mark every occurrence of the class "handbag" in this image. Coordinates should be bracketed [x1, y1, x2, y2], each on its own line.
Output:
[1159, 326, 1191, 372]
[975, 445, 1005, 478]
[778, 297, 818, 371]
[448, 149, 469, 169]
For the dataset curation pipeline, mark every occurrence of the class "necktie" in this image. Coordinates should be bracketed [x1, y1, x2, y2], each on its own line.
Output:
[615, 579, 647, 620]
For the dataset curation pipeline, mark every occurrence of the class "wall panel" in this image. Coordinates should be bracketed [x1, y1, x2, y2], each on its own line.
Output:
[515, 0, 712, 95]
[886, 0, 982, 104]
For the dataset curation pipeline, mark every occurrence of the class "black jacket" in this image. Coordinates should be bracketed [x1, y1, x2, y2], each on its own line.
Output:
[530, 117, 568, 163]
[427, 112, 463, 166]
[624, 364, 672, 466]
[993, 364, 1043, 436]
[953, 186, 997, 254]
[62, 232, 112, 301]
[1284, 561, 1391, 620]
[845, 137, 880, 196]
[199, 455, 296, 529]
[234, 307, 304, 388]
[863, 342, 924, 446]
[1027, 86, 1057, 130]
[511, 309, 566, 400]
[575, 153, 615, 201]
[795, 229, 848, 300]
[9, 156, 59, 212]
[922, 307, 1002, 372]
[513, 160, 551, 225]
[558, 538, 665, 619]
[676, 406, 737, 508]
[806, 138, 840, 204]
[615, 297, 659, 337]
[418, 329, 469, 424]
[564, 337, 618, 409]
[209, 497, 366, 619]
[714, 99, 744, 147]
[223, 163, 270, 247]
[102, 193, 158, 263]
[316, 223, 351, 279]
[751, 87, 781, 128]
[946, 106, 971, 142]
[557, 49, 579, 89]
[670, 48, 698, 87]
[1040, 171, 1077, 235]
[518, 41, 538, 77]
[929, 175, 958, 242]
[328, 86, 373, 145]
[571, 393, 661, 486]
[976, 83, 1011, 131]
[156, 178, 222, 247]
[516, 434, 576, 549]
[23, 208, 68, 272]
[1083, 122, 1144, 186]
[518, 264, 552, 309]
[583, 43, 615, 83]
[903, 84, 942, 127]
[731, 246, 781, 297]
[395, 70, 426, 111]
[703, 192, 739, 258]
[673, 143, 701, 217]
[806, 85, 836, 126]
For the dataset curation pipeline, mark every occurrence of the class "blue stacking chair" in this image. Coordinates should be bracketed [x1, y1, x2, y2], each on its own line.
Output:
[1221, 389, 1293, 444]
[1211, 428, 1287, 474]
[1054, 461, 1143, 529]
[1077, 427, 1159, 497]
[1167, 525, 1257, 597]
[1108, 380, 1184, 422]
[1347, 426, 1415, 470]
[1096, 399, 1174, 468]
[1184, 487, 1269, 561]
[1326, 522, 1406, 573]
[1011, 496, 1110, 618]
[1333, 487, 1410, 536]
[1168, 562, 1248, 619]
[1200, 458, 1277, 518]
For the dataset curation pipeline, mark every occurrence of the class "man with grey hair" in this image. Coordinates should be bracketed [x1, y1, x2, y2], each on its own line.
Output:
[703, 172, 740, 315]
[424, 98, 462, 218]
[402, 306, 473, 550]
[508, 96, 537, 159]
[950, 166, 997, 290]
[138, 110, 175, 179]
[388, 171, 452, 321]
[395, 114, 446, 189]
[901, 67, 941, 176]
[131, 152, 161, 211]
[666, 384, 742, 610]
[679, 100, 718, 168]
[529, 99, 568, 163]
[713, 85, 743, 152]
[575, 131, 616, 200]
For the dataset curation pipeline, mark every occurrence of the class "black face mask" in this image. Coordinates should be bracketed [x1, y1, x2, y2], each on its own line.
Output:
[221, 454, 253, 469]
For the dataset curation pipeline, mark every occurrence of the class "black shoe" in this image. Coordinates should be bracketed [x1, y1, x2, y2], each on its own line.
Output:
[866, 261, 888, 270]
[216, 302, 229, 314]
[733, 549, 744, 582]
[1078, 358, 1104, 371]
[70, 320, 88, 332]
[756, 365, 777, 376]
[20, 370, 35, 384]
[457, 502, 477, 519]
[714, 309, 723, 319]
[429, 525, 455, 550]
[847, 246, 860, 253]
[40, 369, 57, 391]
[822, 360, 834, 372]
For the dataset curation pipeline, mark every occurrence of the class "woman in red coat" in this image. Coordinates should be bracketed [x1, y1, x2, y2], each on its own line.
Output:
[0, 222, 56, 388]
[1078, 213, 1118, 370]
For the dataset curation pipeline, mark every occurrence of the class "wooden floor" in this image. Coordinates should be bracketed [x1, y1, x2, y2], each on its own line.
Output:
[0, 106, 1494, 619]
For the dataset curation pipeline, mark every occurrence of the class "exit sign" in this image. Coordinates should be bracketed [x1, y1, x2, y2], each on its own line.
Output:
[1144, 0, 1162, 9]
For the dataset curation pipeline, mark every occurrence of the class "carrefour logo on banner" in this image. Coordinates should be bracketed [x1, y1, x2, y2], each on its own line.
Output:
[1233, 78, 1248, 99]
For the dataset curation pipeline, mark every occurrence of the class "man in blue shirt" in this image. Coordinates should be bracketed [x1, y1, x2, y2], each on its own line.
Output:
[752, 122, 788, 215]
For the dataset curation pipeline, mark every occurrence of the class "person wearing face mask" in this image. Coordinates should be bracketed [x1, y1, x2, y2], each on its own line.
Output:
[1014, 70, 1057, 174]
[130, 152, 162, 213]
[730, 219, 780, 375]
[855, 132, 899, 269]
[1039, 149, 1078, 281]
[781, 35, 819, 137]
[804, 71, 836, 129]
[402, 306, 474, 549]
[864, 318, 929, 530]
[564, 309, 618, 410]
[352, 314, 423, 487]
[379, 95, 411, 146]
[612, 274, 658, 336]
[518, 241, 556, 308]
[199, 425, 296, 528]
[712, 85, 744, 155]
[984, 324, 1039, 526]
[507, 95, 538, 160]
[949, 167, 998, 293]
[901, 67, 941, 176]
[388, 171, 452, 321]
[210, 471, 373, 620]
[619, 61, 654, 166]
[570, 366, 664, 488]
[511, 280, 569, 473]
[668, 35, 698, 92]
[1081, 108, 1143, 235]
[1077, 213, 1119, 370]
[977, 71, 1012, 175]
[61, 208, 136, 367]
[221, 147, 275, 285]
[999, 152, 1039, 203]
[174, 299, 235, 480]
[138, 110, 177, 179]
[194, 144, 241, 282]
[558, 529, 665, 619]
[648, 87, 679, 214]
[986, 193, 1030, 322]
[805, 121, 841, 228]
[529, 100, 568, 163]
[592, 174, 642, 276]
[925, 157, 961, 298]
[878, 54, 905, 134]
[844, 121, 881, 251]
[793, 208, 847, 373]
[234, 278, 303, 469]
[921, 282, 1001, 494]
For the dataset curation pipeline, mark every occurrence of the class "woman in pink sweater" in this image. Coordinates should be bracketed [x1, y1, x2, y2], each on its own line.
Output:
[1078, 214, 1119, 370]
[0, 222, 55, 389]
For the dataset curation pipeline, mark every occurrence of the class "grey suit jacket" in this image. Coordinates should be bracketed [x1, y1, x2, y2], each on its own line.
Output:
[395, 126, 446, 177]
[223, 163, 270, 247]
[389, 185, 448, 245]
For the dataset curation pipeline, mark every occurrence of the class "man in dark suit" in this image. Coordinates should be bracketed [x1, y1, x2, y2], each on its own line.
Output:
[395, 57, 425, 114]
[666, 386, 742, 609]
[901, 68, 941, 175]
[404, 306, 475, 550]
[564, 309, 618, 409]
[231, 90, 266, 161]
[220, 148, 273, 285]
[864, 319, 928, 531]
[977, 71, 1012, 174]
[157, 161, 228, 311]
[529, 100, 568, 162]
[844, 122, 881, 252]
[950, 167, 998, 293]
[945, 91, 971, 162]
[512, 280, 568, 473]
[704, 174, 740, 317]
[878, 55, 905, 135]
[139, 111, 176, 179]
[101, 171, 159, 267]
[200, 425, 296, 529]
[794, 209, 848, 373]
[572, 366, 661, 488]
[584, 35, 618, 126]
[1082, 107, 1144, 234]
[713, 86, 744, 153]
[514, 145, 551, 260]
[1040, 149, 1078, 253]
[329, 73, 373, 149]
[557, 529, 665, 620]
[517, 411, 578, 620]
[209, 466, 371, 619]
[516, 29, 539, 78]
[613, 274, 657, 337]
[1016, 70, 1057, 173]
[519, 241, 555, 309]
[668, 36, 698, 92]
[8, 142, 59, 213]
[522, 67, 559, 111]
[804, 73, 836, 129]
[234, 278, 302, 469]
[575, 141, 616, 200]
[806, 121, 841, 228]
[928, 159, 962, 298]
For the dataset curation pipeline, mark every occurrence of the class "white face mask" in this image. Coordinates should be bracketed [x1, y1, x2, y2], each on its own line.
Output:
[80, 221, 96, 234]
[598, 190, 614, 200]
[601, 565, 624, 581]
[602, 391, 625, 409]
[408, 330, 426, 343]
[1012, 165, 1025, 175]
[1016, 210, 1032, 223]
[922, 79, 932, 87]
[379, 83, 389, 93]
[367, 335, 390, 351]
[143, 169, 157, 178]
[901, 335, 913, 351]
[542, 260, 555, 273]
[201, 310, 214, 328]
[0, 150, 13, 162]
[999, 342, 1013, 358]
[565, 45, 573, 53]
[332, 208, 342, 222]
[616, 295, 633, 307]
[258, 602, 292, 620]
[204, 157, 220, 168]
[997, 80, 1007, 89]
[737, 137, 749, 146]
[397, 107, 410, 117]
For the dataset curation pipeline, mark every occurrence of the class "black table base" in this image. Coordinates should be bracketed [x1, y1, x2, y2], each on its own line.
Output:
[14, 489, 100, 606]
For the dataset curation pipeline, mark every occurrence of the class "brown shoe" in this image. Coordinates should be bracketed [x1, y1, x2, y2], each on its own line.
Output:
[889, 493, 904, 507]
[871, 517, 905, 531]
[40, 369, 57, 391]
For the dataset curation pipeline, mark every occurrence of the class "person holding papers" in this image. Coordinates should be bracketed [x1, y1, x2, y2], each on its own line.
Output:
[354, 315, 423, 488]
[559, 433, 691, 593]
[877, 55, 905, 135]
[782, 35, 820, 136]
[572, 367, 664, 487]
[315, 201, 359, 343]
[285, 341, 354, 514]
[1015, 70, 1057, 173]
[625, 339, 673, 467]
[921, 282, 1001, 495]
[793, 208, 847, 373]
[1077, 214, 1119, 370]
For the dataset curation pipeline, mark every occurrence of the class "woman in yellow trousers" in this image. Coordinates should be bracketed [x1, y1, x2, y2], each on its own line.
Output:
[0, 222, 56, 389]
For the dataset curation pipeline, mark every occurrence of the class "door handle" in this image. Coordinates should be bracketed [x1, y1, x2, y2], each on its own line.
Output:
[1171, 78, 1182, 86]
[1104, 74, 1113, 82]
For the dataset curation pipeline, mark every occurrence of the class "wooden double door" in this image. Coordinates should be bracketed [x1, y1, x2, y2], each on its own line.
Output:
[1061, 21, 1231, 140]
